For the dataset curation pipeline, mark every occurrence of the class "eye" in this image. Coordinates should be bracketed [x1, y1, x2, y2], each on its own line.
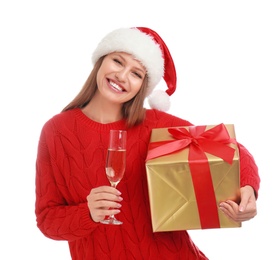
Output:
[113, 58, 122, 65]
[133, 71, 143, 79]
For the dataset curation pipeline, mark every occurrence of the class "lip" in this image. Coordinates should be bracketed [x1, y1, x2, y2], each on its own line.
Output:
[108, 79, 126, 92]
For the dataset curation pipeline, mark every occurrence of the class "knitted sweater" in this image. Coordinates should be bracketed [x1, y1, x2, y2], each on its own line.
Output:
[35, 108, 260, 260]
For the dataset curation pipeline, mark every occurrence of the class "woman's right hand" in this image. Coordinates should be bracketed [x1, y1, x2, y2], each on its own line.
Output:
[86, 186, 123, 222]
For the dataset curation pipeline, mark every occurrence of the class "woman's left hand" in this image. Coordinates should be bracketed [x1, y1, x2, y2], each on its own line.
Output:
[219, 185, 257, 223]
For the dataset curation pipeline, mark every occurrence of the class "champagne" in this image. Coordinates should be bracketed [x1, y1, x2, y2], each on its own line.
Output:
[101, 130, 127, 225]
[105, 149, 126, 185]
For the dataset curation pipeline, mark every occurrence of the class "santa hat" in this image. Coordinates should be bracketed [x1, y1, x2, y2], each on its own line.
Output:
[91, 27, 176, 111]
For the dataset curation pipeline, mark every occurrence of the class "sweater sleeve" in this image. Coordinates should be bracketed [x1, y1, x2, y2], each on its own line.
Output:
[238, 143, 260, 198]
[35, 122, 98, 241]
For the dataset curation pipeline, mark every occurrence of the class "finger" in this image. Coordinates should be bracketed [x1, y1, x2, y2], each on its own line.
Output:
[91, 186, 122, 195]
[89, 200, 122, 222]
[94, 207, 121, 218]
[92, 208, 121, 222]
[219, 201, 239, 219]
[238, 199, 248, 212]
[219, 200, 237, 213]
[219, 201, 255, 222]
[92, 192, 123, 202]
[87, 190, 123, 203]
[238, 186, 256, 212]
[94, 200, 122, 210]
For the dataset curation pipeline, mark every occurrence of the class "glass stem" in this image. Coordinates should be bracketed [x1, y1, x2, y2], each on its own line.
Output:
[109, 182, 118, 219]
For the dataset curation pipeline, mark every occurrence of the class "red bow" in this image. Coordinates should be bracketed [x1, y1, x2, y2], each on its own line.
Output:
[146, 124, 235, 163]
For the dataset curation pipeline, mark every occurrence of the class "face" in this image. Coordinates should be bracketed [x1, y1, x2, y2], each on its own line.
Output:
[96, 52, 146, 105]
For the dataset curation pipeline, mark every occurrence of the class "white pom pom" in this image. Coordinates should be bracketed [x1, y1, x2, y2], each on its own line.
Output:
[147, 89, 171, 111]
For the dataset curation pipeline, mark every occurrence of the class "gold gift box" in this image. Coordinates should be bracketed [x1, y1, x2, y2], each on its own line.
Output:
[145, 124, 241, 232]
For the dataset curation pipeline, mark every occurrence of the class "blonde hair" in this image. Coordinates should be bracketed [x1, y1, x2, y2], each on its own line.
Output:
[62, 56, 148, 128]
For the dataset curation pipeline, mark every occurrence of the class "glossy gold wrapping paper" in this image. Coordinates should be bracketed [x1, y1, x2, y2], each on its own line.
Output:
[146, 124, 241, 232]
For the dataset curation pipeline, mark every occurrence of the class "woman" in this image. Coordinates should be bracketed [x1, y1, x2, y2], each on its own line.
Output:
[35, 27, 260, 260]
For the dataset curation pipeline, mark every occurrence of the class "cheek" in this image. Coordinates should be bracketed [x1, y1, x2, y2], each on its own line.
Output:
[130, 79, 143, 94]
[133, 86, 142, 95]
[96, 69, 105, 87]
[96, 72, 101, 88]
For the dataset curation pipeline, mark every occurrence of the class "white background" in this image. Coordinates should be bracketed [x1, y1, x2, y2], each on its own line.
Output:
[1, 1, 278, 259]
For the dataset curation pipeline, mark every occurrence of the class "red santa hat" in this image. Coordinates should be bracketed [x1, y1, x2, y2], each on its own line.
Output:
[91, 27, 176, 111]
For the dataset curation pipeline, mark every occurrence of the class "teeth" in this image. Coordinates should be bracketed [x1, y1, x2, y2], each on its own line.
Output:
[110, 81, 123, 91]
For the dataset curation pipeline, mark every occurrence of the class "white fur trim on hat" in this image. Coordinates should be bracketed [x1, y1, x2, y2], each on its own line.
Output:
[148, 89, 171, 111]
[91, 28, 164, 96]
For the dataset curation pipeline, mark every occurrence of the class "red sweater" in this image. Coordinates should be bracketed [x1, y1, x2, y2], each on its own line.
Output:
[35, 108, 260, 260]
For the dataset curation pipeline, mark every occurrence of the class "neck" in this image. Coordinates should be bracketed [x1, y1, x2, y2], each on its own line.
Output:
[82, 96, 123, 124]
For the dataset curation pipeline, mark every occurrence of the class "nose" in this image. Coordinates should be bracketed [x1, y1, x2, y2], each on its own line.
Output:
[115, 69, 128, 81]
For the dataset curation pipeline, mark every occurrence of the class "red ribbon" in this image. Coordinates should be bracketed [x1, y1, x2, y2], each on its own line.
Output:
[146, 124, 236, 229]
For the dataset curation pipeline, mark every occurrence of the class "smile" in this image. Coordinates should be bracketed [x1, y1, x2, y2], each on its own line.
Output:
[109, 80, 125, 92]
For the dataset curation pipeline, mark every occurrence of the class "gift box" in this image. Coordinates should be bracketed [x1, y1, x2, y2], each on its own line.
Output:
[145, 124, 241, 232]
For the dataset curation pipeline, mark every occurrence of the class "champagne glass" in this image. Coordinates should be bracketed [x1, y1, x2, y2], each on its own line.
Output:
[100, 130, 127, 225]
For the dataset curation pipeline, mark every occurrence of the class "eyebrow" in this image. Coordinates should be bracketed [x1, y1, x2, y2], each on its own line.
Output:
[114, 53, 146, 74]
